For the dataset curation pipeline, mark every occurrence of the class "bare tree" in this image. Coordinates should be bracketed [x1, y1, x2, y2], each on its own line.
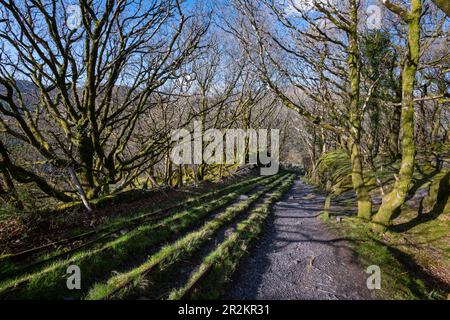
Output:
[0, 0, 209, 202]
[225, 0, 374, 219]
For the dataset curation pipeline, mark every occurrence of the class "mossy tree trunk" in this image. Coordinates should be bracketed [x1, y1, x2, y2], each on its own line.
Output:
[76, 126, 97, 199]
[424, 169, 450, 212]
[348, 1, 372, 220]
[372, 0, 422, 232]
[388, 104, 402, 160]
[196, 164, 206, 182]
[177, 164, 184, 189]
[165, 153, 173, 187]
[0, 163, 23, 209]
[349, 138, 373, 220]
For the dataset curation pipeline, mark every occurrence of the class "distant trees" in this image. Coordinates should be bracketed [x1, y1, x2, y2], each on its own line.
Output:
[227, 0, 376, 219]
[226, 0, 448, 230]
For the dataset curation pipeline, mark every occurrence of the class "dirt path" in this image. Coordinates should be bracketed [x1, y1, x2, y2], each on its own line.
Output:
[226, 178, 377, 300]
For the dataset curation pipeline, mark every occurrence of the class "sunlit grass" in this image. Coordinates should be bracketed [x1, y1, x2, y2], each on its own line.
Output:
[86, 174, 289, 300]
[324, 216, 448, 300]
[0, 175, 269, 278]
[169, 175, 296, 300]
[0, 175, 279, 299]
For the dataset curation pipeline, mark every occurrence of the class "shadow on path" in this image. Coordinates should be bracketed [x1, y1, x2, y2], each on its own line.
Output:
[225, 179, 376, 300]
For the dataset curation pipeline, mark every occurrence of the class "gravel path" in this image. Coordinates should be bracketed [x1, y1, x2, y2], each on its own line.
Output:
[226, 178, 376, 300]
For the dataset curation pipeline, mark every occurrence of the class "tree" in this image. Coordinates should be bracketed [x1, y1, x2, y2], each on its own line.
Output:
[227, 0, 373, 219]
[371, 0, 423, 232]
[0, 0, 209, 201]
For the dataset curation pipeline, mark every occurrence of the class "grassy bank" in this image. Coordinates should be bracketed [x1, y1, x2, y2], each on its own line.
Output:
[321, 214, 449, 300]
[0, 174, 280, 299]
[168, 174, 296, 300]
[86, 174, 290, 300]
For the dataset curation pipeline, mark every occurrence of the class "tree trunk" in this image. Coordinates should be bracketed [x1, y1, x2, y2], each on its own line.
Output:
[424, 169, 450, 212]
[388, 104, 401, 160]
[68, 167, 93, 212]
[177, 164, 184, 189]
[0, 165, 23, 209]
[348, 1, 372, 220]
[165, 153, 173, 186]
[349, 139, 373, 220]
[76, 128, 96, 199]
[147, 167, 158, 189]
[372, 0, 421, 232]
[323, 179, 332, 219]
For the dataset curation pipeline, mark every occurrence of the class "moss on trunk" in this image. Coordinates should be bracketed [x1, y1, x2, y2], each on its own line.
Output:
[347, 3, 373, 220]
[350, 140, 373, 220]
[372, 0, 422, 232]
[76, 125, 97, 199]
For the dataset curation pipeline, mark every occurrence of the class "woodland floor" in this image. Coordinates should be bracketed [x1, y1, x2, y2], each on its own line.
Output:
[0, 173, 251, 255]
[0, 173, 448, 300]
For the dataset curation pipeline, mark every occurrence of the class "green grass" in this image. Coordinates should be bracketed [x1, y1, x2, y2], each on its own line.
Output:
[0, 174, 280, 299]
[323, 216, 448, 300]
[0, 174, 270, 279]
[85, 174, 290, 300]
[389, 207, 449, 255]
[168, 174, 296, 300]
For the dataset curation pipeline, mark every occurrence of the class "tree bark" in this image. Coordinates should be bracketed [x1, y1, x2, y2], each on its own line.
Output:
[349, 138, 373, 220]
[348, 0, 372, 220]
[76, 128, 96, 199]
[372, 0, 422, 232]
[68, 167, 93, 212]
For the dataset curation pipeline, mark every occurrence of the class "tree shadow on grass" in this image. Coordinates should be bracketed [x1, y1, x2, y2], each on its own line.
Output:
[391, 171, 449, 233]
[405, 168, 440, 202]
[372, 238, 450, 299]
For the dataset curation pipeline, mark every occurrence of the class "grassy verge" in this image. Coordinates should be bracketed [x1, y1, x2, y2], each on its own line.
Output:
[86, 174, 290, 300]
[0, 174, 279, 299]
[168, 174, 296, 300]
[1, 175, 267, 260]
[0, 175, 269, 278]
[321, 215, 448, 300]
